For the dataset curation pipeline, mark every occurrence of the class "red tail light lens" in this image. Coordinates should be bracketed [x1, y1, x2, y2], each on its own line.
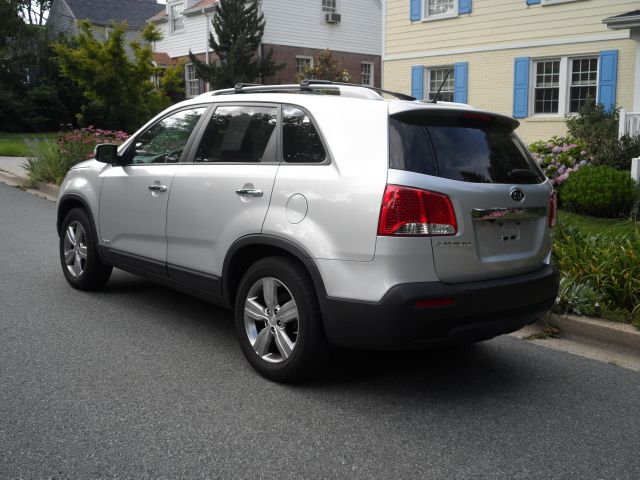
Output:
[548, 191, 558, 228]
[378, 185, 457, 236]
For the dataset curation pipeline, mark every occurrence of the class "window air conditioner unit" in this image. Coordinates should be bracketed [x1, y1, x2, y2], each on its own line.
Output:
[325, 12, 341, 24]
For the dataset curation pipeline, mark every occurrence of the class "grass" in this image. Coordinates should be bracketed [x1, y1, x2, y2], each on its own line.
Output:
[558, 210, 639, 236]
[0, 132, 56, 157]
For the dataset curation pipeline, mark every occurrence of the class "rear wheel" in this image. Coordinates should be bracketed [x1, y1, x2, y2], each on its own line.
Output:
[234, 257, 329, 382]
[59, 208, 112, 290]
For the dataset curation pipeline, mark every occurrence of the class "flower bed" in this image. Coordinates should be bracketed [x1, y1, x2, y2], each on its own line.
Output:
[529, 136, 592, 186]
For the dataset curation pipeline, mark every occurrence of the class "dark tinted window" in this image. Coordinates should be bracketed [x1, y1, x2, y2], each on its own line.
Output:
[389, 116, 544, 184]
[194, 106, 277, 163]
[283, 105, 326, 163]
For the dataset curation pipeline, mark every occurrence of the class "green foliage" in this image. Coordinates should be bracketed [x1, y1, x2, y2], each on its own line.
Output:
[528, 136, 592, 186]
[160, 62, 185, 104]
[52, 21, 172, 132]
[566, 101, 619, 158]
[294, 49, 351, 83]
[553, 222, 640, 315]
[560, 165, 639, 218]
[594, 134, 640, 171]
[552, 275, 600, 317]
[188, 0, 284, 89]
[22, 127, 129, 185]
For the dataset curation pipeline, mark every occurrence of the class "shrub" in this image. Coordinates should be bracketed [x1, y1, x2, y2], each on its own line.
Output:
[529, 136, 592, 186]
[594, 134, 640, 171]
[560, 165, 639, 218]
[553, 224, 640, 313]
[566, 102, 618, 159]
[552, 275, 600, 317]
[22, 127, 129, 185]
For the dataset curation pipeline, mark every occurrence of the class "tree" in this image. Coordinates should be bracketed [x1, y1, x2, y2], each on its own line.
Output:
[19, 0, 52, 26]
[52, 21, 182, 132]
[188, 0, 283, 89]
[295, 49, 350, 83]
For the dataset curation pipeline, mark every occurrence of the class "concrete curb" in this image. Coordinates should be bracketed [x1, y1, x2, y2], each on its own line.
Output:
[546, 313, 639, 353]
[0, 169, 59, 202]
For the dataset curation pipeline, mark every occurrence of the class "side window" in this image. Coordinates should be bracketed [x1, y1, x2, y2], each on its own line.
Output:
[194, 105, 277, 163]
[282, 105, 326, 163]
[129, 107, 206, 164]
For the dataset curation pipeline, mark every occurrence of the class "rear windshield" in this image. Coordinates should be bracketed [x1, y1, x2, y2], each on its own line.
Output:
[389, 115, 545, 184]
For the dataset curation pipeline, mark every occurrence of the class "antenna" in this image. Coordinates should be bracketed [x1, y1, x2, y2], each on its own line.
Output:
[431, 70, 451, 104]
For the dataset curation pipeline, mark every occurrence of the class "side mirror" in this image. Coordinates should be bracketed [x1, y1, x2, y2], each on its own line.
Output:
[95, 143, 119, 164]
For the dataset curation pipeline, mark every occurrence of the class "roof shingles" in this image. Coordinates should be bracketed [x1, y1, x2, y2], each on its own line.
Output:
[65, 0, 163, 27]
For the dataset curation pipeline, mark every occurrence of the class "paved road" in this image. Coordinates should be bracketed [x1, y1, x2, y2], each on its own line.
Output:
[1, 182, 639, 479]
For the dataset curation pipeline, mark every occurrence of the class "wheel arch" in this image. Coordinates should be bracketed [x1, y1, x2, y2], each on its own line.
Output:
[57, 194, 96, 234]
[222, 235, 329, 314]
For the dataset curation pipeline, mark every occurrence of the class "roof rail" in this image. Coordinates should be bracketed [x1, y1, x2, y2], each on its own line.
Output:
[208, 81, 415, 101]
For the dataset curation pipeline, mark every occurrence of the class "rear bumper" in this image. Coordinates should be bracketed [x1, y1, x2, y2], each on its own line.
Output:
[321, 264, 560, 350]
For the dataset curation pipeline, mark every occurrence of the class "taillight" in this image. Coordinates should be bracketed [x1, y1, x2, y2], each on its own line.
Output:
[548, 191, 558, 228]
[377, 185, 457, 236]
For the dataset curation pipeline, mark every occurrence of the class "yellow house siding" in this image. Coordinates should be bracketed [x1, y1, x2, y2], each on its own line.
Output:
[383, 39, 637, 144]
[386, 0, 640, 57]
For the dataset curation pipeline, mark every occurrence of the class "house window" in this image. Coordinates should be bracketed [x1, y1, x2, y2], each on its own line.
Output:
[427, 66, 454, 102]
[322, 0, 336, 13]
[531, 56, 599, 115]
[296, 56, 313, 78]
[534, 60, 560, 114]
[361, 62, 374, 87]
[185, 64, 200, 97]
[424, 0, 456, 19]
[170, 2, 185, 33]
[569, 57, 598, 113]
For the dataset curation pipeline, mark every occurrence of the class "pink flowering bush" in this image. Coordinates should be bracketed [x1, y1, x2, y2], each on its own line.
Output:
[23, 126, 129, 185]
[528, 136, 593, 186]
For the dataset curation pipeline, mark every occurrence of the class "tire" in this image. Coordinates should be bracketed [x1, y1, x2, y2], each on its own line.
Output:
[59, 207, 112, 291]
[234, 257, 329, 382]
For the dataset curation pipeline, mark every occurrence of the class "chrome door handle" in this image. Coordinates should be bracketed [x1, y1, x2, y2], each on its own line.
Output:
[235, 188, 263, 197]
[148, 184, 168, 192]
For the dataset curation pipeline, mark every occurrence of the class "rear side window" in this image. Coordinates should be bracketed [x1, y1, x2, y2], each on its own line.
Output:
[282, 105, 326, 163]
[389, 116, 544, 184]
[194, 105, 277, 163]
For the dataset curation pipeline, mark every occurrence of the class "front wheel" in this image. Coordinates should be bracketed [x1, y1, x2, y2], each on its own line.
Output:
[234, 257, 329, 382]
[59, 208, 112, 290]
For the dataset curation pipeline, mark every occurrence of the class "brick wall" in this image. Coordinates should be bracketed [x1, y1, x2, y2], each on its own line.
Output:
[263, 44, 381, 87]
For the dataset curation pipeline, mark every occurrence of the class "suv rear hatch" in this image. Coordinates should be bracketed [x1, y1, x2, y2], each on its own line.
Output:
[386, 105, 554, 283]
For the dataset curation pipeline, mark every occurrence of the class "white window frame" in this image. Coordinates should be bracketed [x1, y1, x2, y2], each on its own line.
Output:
[541, 0, 585, 5]
[361, 61, 374, 87]
[185, 63, 200, 98]
[423, 0, 458, 22]
[295, 56, 314, 78]
[169, 1, 185, 34]
[425, 65, 455, 102]
[529, 55, 599, 117]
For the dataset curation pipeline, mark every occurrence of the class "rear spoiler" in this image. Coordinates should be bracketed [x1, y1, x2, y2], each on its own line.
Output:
[389, 103, 520, 130]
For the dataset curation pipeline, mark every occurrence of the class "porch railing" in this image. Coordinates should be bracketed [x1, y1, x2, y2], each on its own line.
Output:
[619, 109, 640, 138]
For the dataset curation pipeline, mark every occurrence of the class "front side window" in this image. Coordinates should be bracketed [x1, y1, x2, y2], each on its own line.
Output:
[534, 60, 560, 114]
[170, 2, 184, 33]
[427, 67, 454, 102]
[129, 107, 206, 164]
[194, 106, 277, 163]
[185, 64, 200, 97]
[425, 0, 456, 18]
[569, 57, 598, 113]
[361, 62, 373, 86]
[282, 105, 326, 164]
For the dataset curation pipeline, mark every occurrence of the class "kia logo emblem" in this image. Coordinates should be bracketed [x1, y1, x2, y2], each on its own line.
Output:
[510, 188, 525, 202]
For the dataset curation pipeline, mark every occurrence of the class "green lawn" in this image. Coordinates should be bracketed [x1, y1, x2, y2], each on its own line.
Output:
[0, 132, 56, 157]
[558, 210, 639, 236]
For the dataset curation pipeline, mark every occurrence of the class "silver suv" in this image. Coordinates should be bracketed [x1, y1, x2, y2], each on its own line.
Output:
[57, 82, 560, 382]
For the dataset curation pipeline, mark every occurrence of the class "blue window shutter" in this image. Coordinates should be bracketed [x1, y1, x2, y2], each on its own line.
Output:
[459, 0, 472, 14]
[513, 57, 530, 118]
[454, 62, 468, 103]
[526, 0, 541, 5]
[411, 65, 424, 100]
[410, 0, 421, 21]
[598, 50, 618, 113]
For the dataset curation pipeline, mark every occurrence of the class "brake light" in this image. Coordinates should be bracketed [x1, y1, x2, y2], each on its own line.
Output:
[378, 185, 457, 236]
[548, 191, 558, 228]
